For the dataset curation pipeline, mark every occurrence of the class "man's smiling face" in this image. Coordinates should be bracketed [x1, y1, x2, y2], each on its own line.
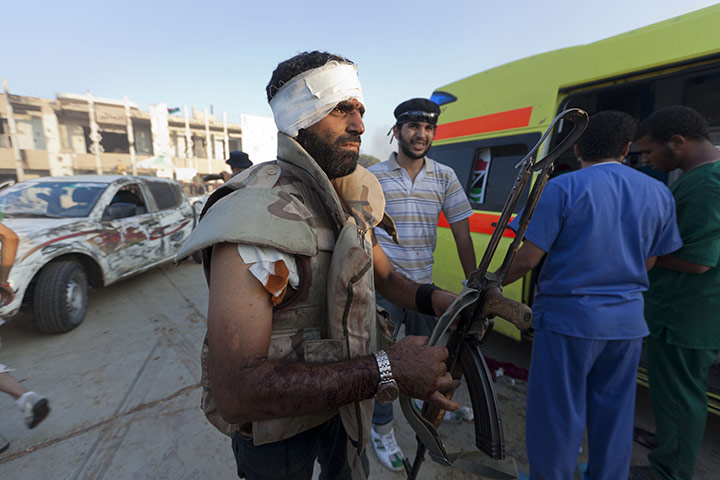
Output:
[395, 121, 436, 160]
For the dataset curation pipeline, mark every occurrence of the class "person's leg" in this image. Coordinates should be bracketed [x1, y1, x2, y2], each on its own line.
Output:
[371, 401, 393, 427]
[317, 416, 355, 480]
[0, 223, 19, 285]
[371, 295, 405, 471]
[231, 424, 322, 480]
[584, 338, 642, 480]
[0, 365, 49, 429]
[0, 371, 28, 399]
[647, 335, 718, 480]
[526, 329, 596, 480]
[403, 310, 436, 338]
[372, 295, 404, 428]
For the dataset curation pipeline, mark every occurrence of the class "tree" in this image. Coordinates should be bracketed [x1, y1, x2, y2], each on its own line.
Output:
[359, 154, 381, 168]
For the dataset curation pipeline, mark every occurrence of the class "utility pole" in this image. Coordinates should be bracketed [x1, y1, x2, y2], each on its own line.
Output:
[223, 111, 229, 161]
[184, 105, 195, 169]
[87, 90, 103, 175]
[2, 79, 25, 182]
[124, 96, 137, 176]
[204, 108, 213, 174]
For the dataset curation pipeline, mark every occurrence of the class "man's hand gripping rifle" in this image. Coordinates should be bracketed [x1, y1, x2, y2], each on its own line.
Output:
[401, 109, 588, 479]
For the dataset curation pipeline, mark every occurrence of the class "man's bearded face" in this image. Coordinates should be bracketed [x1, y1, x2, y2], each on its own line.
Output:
[296, 128, 360, 179]
[295, 100, 365, 179]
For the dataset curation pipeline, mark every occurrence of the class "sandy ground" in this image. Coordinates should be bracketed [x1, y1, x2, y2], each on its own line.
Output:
[0, 261, 717, 479]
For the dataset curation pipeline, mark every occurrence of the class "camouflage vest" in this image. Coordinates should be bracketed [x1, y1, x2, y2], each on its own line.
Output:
[176, 133, 397, 450]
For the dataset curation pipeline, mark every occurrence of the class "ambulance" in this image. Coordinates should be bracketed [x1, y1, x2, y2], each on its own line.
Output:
[428, 4, 720, 414]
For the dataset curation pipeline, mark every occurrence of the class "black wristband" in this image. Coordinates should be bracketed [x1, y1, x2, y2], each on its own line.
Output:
[416, 283, 439, 317]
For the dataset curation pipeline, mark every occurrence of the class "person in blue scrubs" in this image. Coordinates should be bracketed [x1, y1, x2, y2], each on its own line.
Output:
[502, 111, 682, 480]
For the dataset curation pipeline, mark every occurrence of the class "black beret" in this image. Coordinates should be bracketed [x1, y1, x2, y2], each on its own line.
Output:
[393, 98, 441, 125]
[226, 151, 253, 168]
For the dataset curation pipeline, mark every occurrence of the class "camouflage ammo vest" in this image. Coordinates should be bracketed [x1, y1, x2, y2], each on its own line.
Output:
[176, 133, 397, 450]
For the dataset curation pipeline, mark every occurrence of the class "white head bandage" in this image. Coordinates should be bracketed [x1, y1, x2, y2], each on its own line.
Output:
[269, 61, 364, 137]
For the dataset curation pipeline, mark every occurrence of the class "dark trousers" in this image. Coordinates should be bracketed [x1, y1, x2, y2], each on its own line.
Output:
[647, 334, 719, 480]
[232, 415, 366, 480]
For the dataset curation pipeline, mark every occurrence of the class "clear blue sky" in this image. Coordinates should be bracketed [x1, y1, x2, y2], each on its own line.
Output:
[3, 0, 717, 160]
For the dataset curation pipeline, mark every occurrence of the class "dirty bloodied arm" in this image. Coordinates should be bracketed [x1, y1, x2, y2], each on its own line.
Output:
[449, 218, 477, 280]
[654, 254, 710, 274]
[207, 243, 457, 424]
[501, 239, 546, 286]
[0, 223, 19, 283]
[646, 256, 657, 271]
[371, 236, 460, 410]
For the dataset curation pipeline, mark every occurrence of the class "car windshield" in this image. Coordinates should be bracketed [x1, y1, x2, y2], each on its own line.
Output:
[0, 181, 108, 218]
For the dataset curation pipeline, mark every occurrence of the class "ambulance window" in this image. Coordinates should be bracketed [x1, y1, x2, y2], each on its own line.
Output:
[428, 132, 539, 214]
[471, 143, 530, 212]
[683, 72, 720, 148]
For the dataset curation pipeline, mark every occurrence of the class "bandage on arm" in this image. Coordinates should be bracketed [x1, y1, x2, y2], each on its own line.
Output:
[236, 245, 299, 305]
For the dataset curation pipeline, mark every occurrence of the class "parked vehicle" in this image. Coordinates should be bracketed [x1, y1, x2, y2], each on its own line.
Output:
[0, 175, 194, 333]
[187, 194, 208, 264]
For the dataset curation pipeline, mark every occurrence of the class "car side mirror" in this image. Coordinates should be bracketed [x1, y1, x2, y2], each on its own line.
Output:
[103, 202, 137, 220]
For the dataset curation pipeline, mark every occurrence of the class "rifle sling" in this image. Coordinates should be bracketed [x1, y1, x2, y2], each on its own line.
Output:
[428, 285, 481, 347]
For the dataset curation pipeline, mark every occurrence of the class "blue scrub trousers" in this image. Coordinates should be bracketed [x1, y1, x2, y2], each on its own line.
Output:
[526, 328, 642, 480]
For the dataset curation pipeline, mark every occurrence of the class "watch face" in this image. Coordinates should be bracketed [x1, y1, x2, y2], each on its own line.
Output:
[376, 380, 400, 405]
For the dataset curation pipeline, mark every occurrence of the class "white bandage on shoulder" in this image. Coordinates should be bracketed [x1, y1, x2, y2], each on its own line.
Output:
[269, 61, 364, 137]
[236, 244, 299, 299]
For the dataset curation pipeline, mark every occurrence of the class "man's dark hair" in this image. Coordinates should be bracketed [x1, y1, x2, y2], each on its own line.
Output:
[635, 105, 710, 143]
[266, 51, 354, 102]
[576, 110, 635, 162]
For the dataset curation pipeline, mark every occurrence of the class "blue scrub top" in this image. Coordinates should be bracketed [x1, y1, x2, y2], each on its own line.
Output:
[510, 162, 682, 340]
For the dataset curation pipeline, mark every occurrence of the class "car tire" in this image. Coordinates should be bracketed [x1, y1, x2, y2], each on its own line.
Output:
[34, 260, 89, 333]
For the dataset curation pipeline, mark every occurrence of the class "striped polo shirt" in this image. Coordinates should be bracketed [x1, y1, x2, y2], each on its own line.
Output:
[369, 153, 473, 283]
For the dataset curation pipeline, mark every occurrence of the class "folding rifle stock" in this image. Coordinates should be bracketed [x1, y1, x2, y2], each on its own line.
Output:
[401, 108, 588, 479]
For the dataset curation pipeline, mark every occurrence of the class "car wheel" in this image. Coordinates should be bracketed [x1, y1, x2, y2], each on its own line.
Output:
[34, 260, 89, 333]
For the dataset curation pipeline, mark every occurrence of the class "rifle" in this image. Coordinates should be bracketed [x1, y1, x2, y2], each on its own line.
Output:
[401, 108, 588, 479]
[202, 173, 225, 181]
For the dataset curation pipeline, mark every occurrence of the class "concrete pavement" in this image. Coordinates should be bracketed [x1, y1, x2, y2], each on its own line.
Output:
[1, 261, 718, 479]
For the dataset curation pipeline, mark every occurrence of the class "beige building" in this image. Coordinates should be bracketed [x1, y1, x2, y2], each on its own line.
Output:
[0, 87, 244, 182]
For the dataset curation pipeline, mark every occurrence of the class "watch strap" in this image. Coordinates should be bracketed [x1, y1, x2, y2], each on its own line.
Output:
[374, 350, 393, 384]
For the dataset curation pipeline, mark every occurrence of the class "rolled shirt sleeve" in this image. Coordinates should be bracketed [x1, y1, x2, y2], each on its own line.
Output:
[442, 169, 474, 224]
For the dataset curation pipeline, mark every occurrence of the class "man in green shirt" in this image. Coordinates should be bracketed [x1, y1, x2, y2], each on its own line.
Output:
[633, 106, 720, 480]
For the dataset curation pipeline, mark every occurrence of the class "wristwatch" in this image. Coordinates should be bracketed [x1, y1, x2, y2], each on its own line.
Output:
[373, 350, 399, 405]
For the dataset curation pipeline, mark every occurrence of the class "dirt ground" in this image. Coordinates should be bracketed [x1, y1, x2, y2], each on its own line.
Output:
[1, 262, 717, 479]
[373, 330, 720, 479]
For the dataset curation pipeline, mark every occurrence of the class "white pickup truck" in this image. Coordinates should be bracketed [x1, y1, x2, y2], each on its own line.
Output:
[0, 175, 195, 333]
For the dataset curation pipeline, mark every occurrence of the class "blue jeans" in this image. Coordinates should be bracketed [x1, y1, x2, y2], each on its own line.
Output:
[232, 415, 367, 479]
[373, 294, 436, 426]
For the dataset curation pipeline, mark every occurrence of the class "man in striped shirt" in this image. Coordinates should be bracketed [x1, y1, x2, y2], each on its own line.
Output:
[367, 98, 476, 471]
